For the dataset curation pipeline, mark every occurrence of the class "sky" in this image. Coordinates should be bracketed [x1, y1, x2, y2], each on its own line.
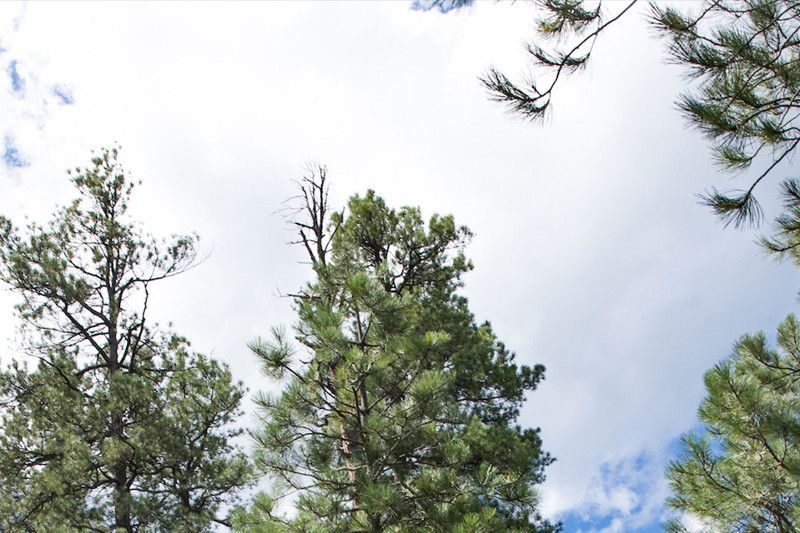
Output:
[1, 2, 798, 531]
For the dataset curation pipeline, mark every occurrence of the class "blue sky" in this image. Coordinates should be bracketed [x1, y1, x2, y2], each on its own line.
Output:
[7, 59, 23, 93]
[1, 2, 797, 531]
[562, 515, 662, 533]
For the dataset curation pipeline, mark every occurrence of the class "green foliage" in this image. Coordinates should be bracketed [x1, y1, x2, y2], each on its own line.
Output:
[0, 147, 251, 531]
[236, 169, 557, 532]
[478, 0, 636, 122]
[665, 314, 800, 532]
[650, 0, 800, 227]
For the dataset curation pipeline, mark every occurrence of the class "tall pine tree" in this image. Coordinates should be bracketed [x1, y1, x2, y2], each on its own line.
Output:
[236, 168, 557, 532]
[0, 147, 250, 531]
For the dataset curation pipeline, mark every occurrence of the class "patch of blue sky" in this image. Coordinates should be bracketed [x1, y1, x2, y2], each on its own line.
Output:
[3, 137, 29, 169]
[561, 512, 664, 533]
[51, 85, 74, 105]
[554, 451, 672, 532]
[410, 0, 473, 14]
[7, 59, 23, 94]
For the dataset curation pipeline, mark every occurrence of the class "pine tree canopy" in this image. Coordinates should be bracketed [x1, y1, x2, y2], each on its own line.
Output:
[234, 168, 558, 532]
[665, 313, 800, 533]
[0, 147, 251, 531]
[434, 0, 800, 229]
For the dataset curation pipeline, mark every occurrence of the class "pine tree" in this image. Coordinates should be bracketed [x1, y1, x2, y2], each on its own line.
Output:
[665, 314, 800, 532]
[0, 147, 251, 531]
[235, 168, 558, 532]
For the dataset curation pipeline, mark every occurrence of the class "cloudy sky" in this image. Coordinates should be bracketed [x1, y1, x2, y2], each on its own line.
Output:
[1, 2, 798, 531]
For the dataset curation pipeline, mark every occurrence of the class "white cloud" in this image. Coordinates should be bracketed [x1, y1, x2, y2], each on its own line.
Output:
[0, 2, 75, 171]
[560, 451, 670, 531]
[680, 512, 713, 532]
